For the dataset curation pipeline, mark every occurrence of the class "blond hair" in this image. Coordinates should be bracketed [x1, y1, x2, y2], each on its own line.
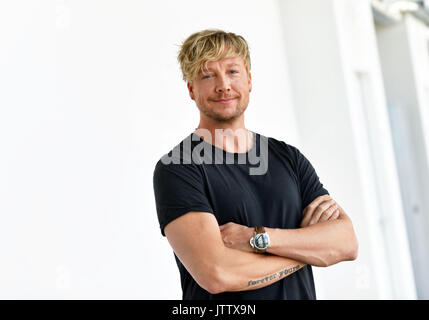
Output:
[177, 29, 251, 83]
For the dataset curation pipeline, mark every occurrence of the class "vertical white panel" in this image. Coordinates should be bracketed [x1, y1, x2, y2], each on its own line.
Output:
[376, 13, 429, 298]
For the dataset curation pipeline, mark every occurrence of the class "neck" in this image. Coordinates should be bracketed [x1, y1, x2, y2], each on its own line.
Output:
[194, 116, 253, 153]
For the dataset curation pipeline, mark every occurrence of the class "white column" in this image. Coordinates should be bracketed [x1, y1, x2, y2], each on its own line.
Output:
[376, 12, 429, 299]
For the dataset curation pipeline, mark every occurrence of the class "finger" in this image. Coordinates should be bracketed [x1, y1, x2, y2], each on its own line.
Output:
[318, 204, 338, 223]
[301, 195, 332, 226]
[308, 199, 336, 226]
[328, 209, 340, 221]
[316, 210, 332, 224]
[302, 194, 331, 217]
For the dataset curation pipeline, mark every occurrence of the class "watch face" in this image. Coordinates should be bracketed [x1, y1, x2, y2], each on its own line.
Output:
[255, 233, 269, 250]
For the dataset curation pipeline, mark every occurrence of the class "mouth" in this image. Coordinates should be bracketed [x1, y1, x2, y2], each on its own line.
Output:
[213, 98, 237, 104]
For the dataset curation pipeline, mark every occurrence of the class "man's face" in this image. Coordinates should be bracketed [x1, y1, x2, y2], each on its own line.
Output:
[187, 56, 252, 123]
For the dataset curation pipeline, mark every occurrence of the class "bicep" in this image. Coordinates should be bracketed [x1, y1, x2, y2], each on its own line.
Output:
[164, 211, 225, 291]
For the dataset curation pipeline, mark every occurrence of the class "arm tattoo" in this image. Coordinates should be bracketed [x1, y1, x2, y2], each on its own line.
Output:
[247, 264, 302, 287]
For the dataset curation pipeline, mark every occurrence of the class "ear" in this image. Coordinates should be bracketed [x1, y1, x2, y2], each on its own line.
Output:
[187, 81, 195, 100]
[248, 72, 252, 92]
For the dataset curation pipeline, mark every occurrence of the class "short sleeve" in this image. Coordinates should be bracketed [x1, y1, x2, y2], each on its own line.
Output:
[294, 147, 329, 210]
[153, 160, 214, 236]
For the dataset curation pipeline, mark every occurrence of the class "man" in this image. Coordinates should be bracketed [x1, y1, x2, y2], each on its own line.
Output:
[153, 29, 358, 299]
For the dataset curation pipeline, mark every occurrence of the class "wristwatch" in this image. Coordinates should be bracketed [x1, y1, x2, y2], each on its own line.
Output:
[249, 226, 270, 253]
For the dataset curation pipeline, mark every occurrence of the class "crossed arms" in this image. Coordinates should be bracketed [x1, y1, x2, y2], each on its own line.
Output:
[164, 194, 358, 294]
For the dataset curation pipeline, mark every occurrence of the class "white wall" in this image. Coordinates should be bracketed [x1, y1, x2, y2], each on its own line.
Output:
[1, 0, 423, 300]
[0, 0, 299, 299]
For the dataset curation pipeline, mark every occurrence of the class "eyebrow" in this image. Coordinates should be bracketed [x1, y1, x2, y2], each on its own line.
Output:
[200, 63, 240, 73]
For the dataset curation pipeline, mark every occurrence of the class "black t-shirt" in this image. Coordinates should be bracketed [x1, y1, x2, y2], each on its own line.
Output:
[153, 131, 329, 300]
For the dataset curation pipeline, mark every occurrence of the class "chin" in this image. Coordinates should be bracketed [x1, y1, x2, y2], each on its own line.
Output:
[198, 102, 247, 121]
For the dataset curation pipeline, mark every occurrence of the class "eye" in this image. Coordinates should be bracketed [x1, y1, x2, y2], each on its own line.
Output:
[230, 70, 239, 74]
[202, 73, 213, 79]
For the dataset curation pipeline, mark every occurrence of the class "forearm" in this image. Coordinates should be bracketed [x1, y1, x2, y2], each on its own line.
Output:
[266, 217, 358, 267]
[217, 246, 306, 292]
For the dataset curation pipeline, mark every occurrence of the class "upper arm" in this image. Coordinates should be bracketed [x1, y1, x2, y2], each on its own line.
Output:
[153, 160, 214, 236]
[164, 211, 226, 294]
[293, 146, 330, 210]
[153, 159, 225, 293]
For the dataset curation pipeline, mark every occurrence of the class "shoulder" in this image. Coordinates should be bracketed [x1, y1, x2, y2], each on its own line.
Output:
[263, 134, 302, 161]
[153, 133, 204, 182]
[262, 134, 309, 175]
[267, 135, 299, 153]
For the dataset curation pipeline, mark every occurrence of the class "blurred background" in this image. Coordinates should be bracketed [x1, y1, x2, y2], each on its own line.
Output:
[0, 0, 428, 299]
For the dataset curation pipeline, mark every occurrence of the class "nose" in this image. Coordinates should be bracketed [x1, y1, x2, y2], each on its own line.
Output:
[215, 74, 231, 93]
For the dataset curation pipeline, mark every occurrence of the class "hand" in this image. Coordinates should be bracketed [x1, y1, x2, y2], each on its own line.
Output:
[219, 222, 254, 252]
[300, 194, 340, 227]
